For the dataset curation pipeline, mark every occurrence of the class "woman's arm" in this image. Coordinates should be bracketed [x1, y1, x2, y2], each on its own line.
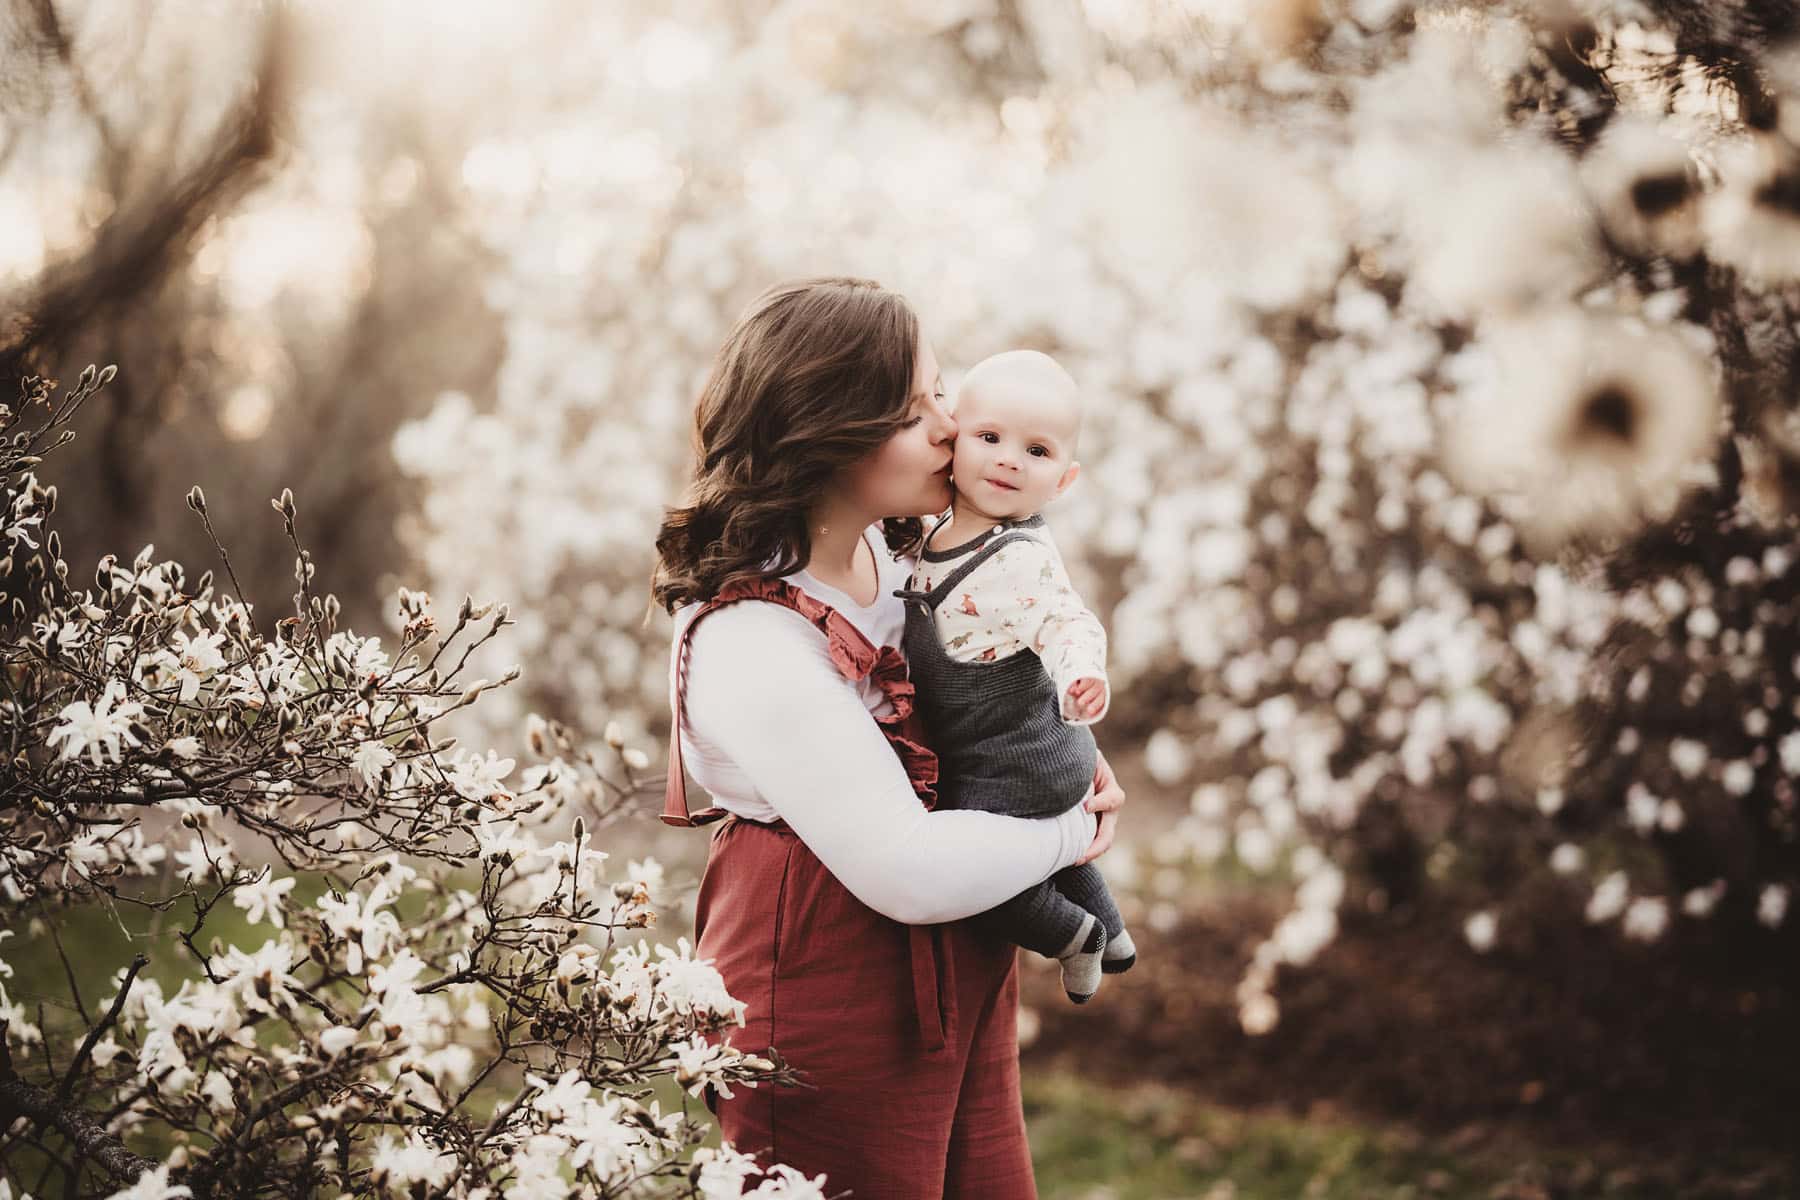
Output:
[683, 603, 1096, 925]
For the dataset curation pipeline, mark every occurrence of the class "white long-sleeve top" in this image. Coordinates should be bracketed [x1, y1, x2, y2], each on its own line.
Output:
[670, 526, 1097, 926]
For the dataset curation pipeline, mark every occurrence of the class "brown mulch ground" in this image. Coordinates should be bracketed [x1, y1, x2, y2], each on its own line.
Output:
[1021, 888, 1800, 1191]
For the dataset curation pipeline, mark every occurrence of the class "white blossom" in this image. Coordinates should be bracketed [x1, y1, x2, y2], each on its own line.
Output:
[1463, 910, 1498, 953]
[1586, 871, 1630, 924]
[1623, 897, 1669, 942]
[231, 867, 297, 928]
[370, 1133, 456, 1193]
[102, 1165, 191, 1200]
[47, 681, 145, 766]
[1758, 883, 1789, 929]
[352, 740, 397, 791]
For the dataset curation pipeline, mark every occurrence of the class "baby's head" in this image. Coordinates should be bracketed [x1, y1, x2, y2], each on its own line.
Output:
[951, 350, 1083, 522]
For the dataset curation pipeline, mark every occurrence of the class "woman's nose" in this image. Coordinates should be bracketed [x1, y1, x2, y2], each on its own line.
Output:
[933, 404, 957, 443]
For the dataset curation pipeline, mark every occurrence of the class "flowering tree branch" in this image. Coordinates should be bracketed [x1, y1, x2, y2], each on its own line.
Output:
[0, 369, 815, 1198]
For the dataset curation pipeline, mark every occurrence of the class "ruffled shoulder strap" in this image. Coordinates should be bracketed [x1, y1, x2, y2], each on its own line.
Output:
[661, 576, 938, 828]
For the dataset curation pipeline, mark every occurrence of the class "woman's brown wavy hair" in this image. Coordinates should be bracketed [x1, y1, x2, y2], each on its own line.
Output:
[652, 277, 924, 613]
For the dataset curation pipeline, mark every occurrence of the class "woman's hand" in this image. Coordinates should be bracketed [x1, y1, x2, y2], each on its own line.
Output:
[1074, 750, 1124, 866]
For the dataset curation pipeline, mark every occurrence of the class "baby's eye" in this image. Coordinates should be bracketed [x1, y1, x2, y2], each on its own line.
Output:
[978, 431, 999, 444]
[1029, 445, 1049, 457]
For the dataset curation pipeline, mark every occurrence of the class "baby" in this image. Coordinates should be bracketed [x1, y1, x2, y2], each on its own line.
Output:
[897, 349, 1136, 1003]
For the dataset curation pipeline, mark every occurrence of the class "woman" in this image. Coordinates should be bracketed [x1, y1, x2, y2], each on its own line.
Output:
[653, 277, 1123, 1199]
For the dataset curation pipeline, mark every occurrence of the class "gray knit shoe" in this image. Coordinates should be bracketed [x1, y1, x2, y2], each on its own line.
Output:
[1102, 927, 1137, 975]
[1058, 915, 1106, 1004]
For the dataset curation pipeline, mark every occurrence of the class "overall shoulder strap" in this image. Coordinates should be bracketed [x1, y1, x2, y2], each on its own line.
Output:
[660, 576, 882, 828]
[923, 528, 1043, 609]
[661, 598, 730, 828]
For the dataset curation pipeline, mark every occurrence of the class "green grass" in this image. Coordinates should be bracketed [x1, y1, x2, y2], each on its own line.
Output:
[1025, 1072, 1486, 1200]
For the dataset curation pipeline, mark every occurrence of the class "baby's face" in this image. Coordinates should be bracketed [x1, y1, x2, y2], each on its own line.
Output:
[951, 379, 1080, 522]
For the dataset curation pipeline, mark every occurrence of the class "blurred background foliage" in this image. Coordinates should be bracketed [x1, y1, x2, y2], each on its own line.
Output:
[7, 0, 1800, 1192]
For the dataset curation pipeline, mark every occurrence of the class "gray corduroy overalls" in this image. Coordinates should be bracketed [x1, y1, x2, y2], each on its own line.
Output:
[896, 514, 1125, 958]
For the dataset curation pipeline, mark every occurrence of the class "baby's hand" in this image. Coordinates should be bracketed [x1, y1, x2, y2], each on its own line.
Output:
[1063, 676, 1108, 721]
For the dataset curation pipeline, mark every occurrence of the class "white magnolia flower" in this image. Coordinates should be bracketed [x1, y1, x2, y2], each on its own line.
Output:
[172, 839, 234, 884]
[200, 1070, 235, 1115]
[746, 1165, 832, 1199]
[653, 939, 747, 1023]
[1780, 732, 1800, 775]
[370, 1132, 456, 1192]
[1404, 145, 1603, 318]
[324, 630, 392, 679]
[232, 867, 298, 928]
[1758, 883, 1790, 928]
[165, 736, 202, 761]
[1444, 309, 1720, 553]
[555, 1095, 641, 1174]
[472, 817, 531, 863]
[693, 1146, 762, 1200]
[1270, 905, 1337, 966]
[215, 940, 300, 1015]
[1549, 843, 1585, 875]
[664, 1035, 740, 1098]
[47, 680, 146, 766]
[102, 1164, 191, 1200]
[314, 884, 401, 975]
[1704, 136, 1800, 284]
[156, 629, 228, 702]
[317, 1025, 360, 1059]
[1682, 880, 1726, 918]
[1626, 784, 1661, 834]
[506, 1134, 574, 1200]
[351, 740, 397, 791]
[527, 1068, 592, 1120]
[1238, 990, 1279, 1037]
[1668, 739, 1708, 780]
[34, 616, 88, 654]
[1581, 116, 1702, 260]
[89, 1034, 123, 1067]
[1233, 824, 1278, 874]
[624, 857, 665, 894]
[1586, 871, 1630, 924]
[449, 748, 517, 805]
[1623, 896, 1669, 942]
[368, 948, 428, 998]
[1463, 909, 1498, 953]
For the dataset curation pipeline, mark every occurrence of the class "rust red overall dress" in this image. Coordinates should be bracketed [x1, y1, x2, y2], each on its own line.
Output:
[662, 577, 1038, 1199]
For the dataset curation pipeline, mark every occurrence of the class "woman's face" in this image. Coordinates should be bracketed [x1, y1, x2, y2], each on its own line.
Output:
[841, 335, 958, 519]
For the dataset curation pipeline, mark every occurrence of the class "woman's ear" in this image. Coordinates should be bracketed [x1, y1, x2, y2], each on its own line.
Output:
[1054, 461, 1081, 498]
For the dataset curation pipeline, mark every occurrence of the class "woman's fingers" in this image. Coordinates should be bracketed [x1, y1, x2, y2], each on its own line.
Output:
[1085, 750, 1124, 813]
[1073, 808, 1116, 866]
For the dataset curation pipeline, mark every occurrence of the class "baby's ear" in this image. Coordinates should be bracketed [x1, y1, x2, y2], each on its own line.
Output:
[1054, 461, 1081, 497]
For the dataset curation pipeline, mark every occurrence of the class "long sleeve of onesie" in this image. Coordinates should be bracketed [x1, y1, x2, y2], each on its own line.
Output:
[957, 539, 1111, 725]
[682, 602, 1097, 926]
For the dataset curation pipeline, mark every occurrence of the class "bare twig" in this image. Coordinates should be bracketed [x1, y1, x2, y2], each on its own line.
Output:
[55, 952, 145, 1105]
